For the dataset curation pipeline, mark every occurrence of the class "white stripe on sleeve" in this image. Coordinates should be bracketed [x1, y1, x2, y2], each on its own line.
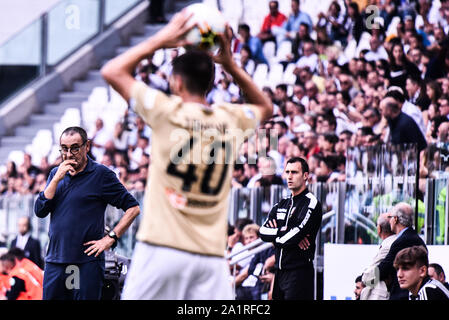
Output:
[260, 226, 278, 236]
[276, 227, 300, 244]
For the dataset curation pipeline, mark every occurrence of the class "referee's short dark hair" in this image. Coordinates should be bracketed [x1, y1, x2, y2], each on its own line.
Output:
[286, 156, 309, 174]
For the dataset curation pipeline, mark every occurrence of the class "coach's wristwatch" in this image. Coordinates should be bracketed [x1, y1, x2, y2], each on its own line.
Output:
[108, 230, 119, 249]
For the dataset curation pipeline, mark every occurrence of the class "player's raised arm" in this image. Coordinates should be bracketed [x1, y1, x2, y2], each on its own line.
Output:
[213, 26, 273, 122]
[101, 10, 194, 101]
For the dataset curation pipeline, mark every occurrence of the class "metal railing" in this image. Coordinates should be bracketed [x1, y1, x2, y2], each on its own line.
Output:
[226, 238, 273, 299]
[1, 176, 446, 253]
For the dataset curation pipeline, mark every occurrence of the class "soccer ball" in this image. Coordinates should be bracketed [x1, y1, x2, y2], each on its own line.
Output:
[184, 3, 226, 52]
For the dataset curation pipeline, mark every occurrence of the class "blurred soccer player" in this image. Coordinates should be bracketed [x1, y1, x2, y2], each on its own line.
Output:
[102, 10, 272, 299]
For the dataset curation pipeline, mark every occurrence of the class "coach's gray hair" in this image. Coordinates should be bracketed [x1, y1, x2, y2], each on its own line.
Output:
[377, 214, 394, 235]
[392, 202, 414, 228]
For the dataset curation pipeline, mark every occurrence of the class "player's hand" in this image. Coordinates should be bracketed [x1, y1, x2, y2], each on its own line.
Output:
[259, 272, 274, 283]
[298, 234, 311, 250]
[213, 25, 234, 68]
[153, 9, 195, 48]
[267, 219, 277, 228]
[83, 237, 116, 257]
[53, 160, 77, 181]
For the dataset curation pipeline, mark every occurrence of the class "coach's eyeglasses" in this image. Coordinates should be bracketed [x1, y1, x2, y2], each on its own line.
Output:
[60, 141, 87, 155]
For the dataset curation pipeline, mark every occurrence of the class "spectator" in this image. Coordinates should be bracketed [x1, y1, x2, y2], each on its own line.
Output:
[316, 154, 340, 183]
[318, 132, 339, 156]
[428, 263, 449, 290]
[301, 130, 320, 159]
[335, 130, 353, 156]
[232, 163, 249, 188]
[273, 0, 313, 46]
[236, 238, 275, 300]
[405, 75, 431, 111]
[258, 1, 287, 44]
[9, 216, 43, 269]
[234, 223, 272, 300]
[227, 218, 254, 268]
[128, 136, 150, 171]
[361, 212, 398, 300]
[0, 253, 42, 300]
[246, 162, 261, 188]
[274, 84, 289, 115]
[89, 118, 112, 161]
[376, 202, 427, 300]
[289, 23, 313, 62]
[237, 23, 268, 65]
[379, 94, 428, 152]
[342, 1, 365, 45]
[295, 40, 319, 73]
[354, 275, 365, 300]
[387, 41, 421, 90]
[394, 246, 449, 300]
[361, 107, 382, 135]
[317, 1, 346, 45]
[254, 156, 284, 187]
[236, 45, 256, 76]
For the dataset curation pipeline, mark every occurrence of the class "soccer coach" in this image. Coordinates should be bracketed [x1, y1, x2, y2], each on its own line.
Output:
[260, 157, 322, 300]
[34, 127, 140, 300]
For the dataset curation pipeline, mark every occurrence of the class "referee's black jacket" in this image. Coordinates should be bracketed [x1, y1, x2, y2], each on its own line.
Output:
[259, 188, 323, 270]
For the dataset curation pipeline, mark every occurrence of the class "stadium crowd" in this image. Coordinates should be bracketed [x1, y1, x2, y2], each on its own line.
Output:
[2, 0, 449, 196]
[2, 0, 449, 301]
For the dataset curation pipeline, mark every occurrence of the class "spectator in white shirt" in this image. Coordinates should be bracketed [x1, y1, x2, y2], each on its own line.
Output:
[296, 40, 319, 73]
[364, 35, 389, 62]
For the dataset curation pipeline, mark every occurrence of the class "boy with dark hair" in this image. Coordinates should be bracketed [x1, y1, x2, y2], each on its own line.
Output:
[394, 246, 449, 300]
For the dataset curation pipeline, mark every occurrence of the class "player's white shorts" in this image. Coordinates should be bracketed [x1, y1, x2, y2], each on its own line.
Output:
[121, 242, 234, 300]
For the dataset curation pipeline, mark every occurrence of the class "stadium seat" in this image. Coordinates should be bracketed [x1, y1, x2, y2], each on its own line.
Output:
[253, 63, 269, 88]
[283, 63, 297, 85]
[386, 16, 401, 37]
[267, 63, 284, 88]
[7, 150, 25, 167]
[343, 38, 358, 60]
[263, 41, 276, 65]
[275, 40, 292, 63]
[355, 31, 372, 57]
[220, 0, 243, 32]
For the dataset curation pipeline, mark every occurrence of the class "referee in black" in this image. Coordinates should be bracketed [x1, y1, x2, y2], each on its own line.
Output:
[260, 157, 322, 300]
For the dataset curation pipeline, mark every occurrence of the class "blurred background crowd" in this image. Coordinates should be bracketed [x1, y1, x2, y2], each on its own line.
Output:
[2, 0, 449, 197]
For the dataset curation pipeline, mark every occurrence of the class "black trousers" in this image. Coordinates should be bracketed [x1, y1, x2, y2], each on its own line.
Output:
[273, 264, 314, 300]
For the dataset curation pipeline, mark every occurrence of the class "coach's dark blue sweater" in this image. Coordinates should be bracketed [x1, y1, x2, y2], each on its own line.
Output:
[34, 157, 139, 264]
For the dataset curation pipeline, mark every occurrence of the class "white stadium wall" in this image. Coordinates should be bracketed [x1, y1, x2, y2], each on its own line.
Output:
[323, 243, 449, 300]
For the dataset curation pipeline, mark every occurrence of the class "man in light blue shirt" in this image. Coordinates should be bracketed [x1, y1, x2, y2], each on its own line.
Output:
[272, 0, 313, 46]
